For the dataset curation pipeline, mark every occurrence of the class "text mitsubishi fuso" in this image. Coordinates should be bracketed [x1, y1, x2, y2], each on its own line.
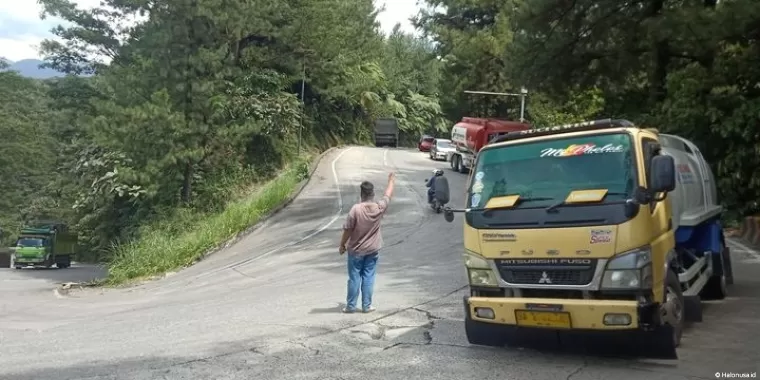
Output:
[442, 119, 733, 359]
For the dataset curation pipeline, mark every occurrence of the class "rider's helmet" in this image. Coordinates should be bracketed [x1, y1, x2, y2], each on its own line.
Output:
[433, 169, 444, 176]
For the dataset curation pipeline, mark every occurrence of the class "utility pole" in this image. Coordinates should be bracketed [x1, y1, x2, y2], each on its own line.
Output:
[298, 58, 305, 155]
[463, 88, 529, 122]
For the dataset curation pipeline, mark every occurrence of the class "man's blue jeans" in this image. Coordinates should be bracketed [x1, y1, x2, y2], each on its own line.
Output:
[346, 252, 379, 311]
[427, 187, 434, 203]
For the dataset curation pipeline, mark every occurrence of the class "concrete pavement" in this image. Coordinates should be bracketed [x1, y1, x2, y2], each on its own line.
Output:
[0, 146, 758, 380]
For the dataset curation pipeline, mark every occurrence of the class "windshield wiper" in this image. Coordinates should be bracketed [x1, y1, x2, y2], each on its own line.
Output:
[482, 197, 554, 214]
[545, 191, 630, 213]
[545, 200, 565, 213]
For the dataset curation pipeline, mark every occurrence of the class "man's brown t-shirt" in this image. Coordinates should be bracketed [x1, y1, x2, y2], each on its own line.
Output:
[343, 195, 390, 256]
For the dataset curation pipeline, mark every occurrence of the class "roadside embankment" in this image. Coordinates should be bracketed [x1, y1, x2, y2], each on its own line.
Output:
[736, 215, 760, 247]
[105, 147, 339, 285]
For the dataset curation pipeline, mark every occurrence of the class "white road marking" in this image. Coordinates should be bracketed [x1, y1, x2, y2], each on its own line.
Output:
[383, 148, 388, 167]
[240, 147, 353, 264]
[727, 237, 760, 260]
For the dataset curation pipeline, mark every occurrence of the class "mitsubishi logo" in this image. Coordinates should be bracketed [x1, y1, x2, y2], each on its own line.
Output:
[538, 271, 552, 284]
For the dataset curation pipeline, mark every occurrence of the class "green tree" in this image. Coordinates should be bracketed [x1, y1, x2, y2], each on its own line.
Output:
[0, 70, 58, 242]
[23, 0, 448, 258]
[418, 0, 760, 219]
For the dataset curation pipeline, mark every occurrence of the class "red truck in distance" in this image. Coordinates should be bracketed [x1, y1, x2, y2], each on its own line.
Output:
[447, 117, 531, 173]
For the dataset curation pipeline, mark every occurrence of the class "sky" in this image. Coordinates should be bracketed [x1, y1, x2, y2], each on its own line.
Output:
[0, 0, 422, 62]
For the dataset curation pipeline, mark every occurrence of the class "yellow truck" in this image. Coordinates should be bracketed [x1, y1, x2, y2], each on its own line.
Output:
[443, 119, 733, 359]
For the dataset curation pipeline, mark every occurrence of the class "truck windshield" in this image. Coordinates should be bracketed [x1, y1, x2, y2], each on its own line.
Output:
[17, 238, 44, 247]
[468, 133, 636, 209]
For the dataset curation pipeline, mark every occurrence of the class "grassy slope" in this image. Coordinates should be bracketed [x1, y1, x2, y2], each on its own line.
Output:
[106, 153, 315, 285]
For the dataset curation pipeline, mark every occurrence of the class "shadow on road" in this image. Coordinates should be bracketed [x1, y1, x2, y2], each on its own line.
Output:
[308, 303, 347, 314]
[0, 264, 107, 284]
[4, 319, 729, 380]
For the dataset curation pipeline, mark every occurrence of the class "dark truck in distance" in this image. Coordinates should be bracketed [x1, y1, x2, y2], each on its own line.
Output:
[373, 118, 399, 147]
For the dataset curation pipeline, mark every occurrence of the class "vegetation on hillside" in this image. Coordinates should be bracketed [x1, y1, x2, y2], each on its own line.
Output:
[0, 0, 450, 280]
[2, 0, 759, 281]
[416, 0, 760, 220]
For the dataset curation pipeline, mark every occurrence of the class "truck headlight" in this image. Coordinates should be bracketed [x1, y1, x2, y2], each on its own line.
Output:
[464, 251, 498, 287]
[601, 246, 653, 289]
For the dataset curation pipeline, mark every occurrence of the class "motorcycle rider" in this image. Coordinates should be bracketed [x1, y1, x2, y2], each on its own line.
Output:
[426, 169, 444, 204]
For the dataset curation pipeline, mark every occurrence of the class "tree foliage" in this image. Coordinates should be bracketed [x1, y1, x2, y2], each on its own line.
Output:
[0, 0, 448, 256]
[417, 0, 760, 219]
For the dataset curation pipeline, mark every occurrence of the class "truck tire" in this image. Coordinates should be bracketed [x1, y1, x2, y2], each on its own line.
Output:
[701, 242, 729, 300]
[661, 269, 684, 348]
[56, 255, 72, 269]
[723, 240, 734, 285]
[451, 155, 459, 171]
[458, 158, 468, 174]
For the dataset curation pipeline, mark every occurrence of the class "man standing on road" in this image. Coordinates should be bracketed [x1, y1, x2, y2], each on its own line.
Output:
[339, 172, 396, 313]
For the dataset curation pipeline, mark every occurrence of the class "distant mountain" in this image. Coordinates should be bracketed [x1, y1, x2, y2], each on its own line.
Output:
[2, 59, 67, 79]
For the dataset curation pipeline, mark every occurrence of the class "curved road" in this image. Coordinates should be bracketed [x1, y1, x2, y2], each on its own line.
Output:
[1, 146, 758, 380]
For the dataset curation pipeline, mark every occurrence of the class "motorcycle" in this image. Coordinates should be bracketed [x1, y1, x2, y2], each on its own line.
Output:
[427, 191, 444, 213]
[424, 174, 450, 214]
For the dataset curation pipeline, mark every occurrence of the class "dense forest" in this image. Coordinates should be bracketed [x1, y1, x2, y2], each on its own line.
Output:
[1, 0, 758, 282]
[0, 0, 449, 281]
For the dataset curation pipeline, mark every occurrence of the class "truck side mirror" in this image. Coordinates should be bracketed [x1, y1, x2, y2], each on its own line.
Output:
[444, 209, 455, 222]
[650, 155, 676, 193]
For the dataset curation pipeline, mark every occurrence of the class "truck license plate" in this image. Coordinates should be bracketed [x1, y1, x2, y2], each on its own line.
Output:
[515, 310, 571, 328]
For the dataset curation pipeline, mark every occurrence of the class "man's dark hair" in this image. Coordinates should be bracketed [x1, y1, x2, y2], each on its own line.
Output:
[360, 181, 374, 201]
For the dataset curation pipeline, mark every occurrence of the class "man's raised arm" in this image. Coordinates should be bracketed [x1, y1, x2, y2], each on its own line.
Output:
[384, 172, 396, 200]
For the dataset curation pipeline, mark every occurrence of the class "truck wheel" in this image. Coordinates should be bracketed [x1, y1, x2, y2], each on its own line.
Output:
[451, 155, 459, 171]
[723, 241, 734, 285]
[661, 269, 684, 348]
[701, 243, 729, 300]
[56, 255, 72, 269]
[458, 159, 468, 174]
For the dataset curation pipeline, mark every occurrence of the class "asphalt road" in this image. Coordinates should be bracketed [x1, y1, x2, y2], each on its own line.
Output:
[1, 146, 758, 380]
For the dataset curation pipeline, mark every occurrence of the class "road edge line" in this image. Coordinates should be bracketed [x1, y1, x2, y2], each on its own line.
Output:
[195, 146, 345, 262]
[234, 146, 353, 265]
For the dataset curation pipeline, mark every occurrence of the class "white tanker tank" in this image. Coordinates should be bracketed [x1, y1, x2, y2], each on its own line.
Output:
[658, 133, 722, 230]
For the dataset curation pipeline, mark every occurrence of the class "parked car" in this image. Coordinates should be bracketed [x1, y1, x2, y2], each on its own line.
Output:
[418, 135, 435, 152]
[429, 138, 455, 161]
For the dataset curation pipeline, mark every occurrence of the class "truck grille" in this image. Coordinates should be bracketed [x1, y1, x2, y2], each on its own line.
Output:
[494, 259, 597, 286]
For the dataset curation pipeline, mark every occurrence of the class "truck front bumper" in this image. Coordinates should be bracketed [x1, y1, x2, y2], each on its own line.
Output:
[14, 257, 45, 264]
[466, 295, 642, 330]
[463, 295, 677, 359]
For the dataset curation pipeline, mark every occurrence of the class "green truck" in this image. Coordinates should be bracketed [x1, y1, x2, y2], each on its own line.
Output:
[11, 223, 77, 269]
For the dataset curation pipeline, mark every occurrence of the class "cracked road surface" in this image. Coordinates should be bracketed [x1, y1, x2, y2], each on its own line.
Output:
[1, 147, 759, 380]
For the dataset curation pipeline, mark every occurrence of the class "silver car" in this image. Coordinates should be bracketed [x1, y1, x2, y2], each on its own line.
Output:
[429, 138, 455, 161]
